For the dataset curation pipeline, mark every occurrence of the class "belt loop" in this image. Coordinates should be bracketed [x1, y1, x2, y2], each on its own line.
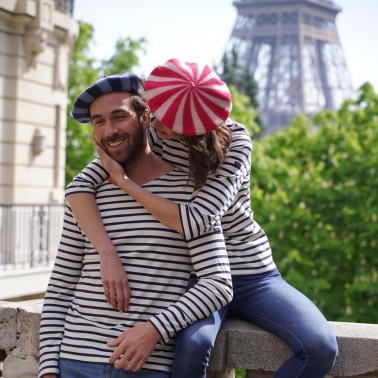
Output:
[102, 364, 113, 378]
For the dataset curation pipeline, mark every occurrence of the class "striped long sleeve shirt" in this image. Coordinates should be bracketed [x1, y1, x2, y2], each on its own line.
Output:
[150, 119, 276, 275]
[39, 168, 232, 376]
[65, 119, 276, 276]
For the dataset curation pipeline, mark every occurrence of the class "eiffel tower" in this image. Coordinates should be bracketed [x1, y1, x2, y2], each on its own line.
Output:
[226, 0, 353, 133]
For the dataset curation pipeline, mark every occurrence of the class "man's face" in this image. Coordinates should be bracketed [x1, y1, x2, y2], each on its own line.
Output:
[90, 92, 146, 166]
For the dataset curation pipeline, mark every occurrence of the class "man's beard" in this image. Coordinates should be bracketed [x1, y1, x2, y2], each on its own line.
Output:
[100, 120, 145, 168]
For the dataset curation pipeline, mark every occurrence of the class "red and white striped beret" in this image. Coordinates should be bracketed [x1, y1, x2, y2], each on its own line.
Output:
[145, 58, 232, 136]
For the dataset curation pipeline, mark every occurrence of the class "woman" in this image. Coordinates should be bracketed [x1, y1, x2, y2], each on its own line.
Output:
[67, 58, 338, 378]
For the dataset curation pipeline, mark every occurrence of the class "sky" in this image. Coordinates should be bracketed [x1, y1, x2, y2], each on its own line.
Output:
[73, 0, 377, 92]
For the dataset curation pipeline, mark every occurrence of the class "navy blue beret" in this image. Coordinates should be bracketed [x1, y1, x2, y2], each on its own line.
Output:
[71, 72, 145, 123]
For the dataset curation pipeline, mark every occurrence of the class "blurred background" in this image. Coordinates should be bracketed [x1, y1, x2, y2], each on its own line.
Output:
[74, 0, 378, 91]
[0, 0, 377, 329]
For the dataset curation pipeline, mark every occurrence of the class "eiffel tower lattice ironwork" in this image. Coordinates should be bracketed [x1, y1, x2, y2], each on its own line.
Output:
[226, 0, 353, 133]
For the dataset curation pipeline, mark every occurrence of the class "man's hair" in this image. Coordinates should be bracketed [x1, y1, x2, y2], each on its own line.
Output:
[130, 92, 149, 117]
[72, 73, 146, 124]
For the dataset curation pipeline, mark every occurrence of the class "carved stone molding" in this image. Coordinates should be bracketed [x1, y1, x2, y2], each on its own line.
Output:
[54, 31, 76, 90]
[23, 0, 54, 69]
[24, 26, 49, 68]
[54, 42, 69, 90]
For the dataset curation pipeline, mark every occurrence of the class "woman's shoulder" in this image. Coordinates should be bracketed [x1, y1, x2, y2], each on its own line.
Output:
[226, 118, 252, 151]
[212, 119, 252, 177]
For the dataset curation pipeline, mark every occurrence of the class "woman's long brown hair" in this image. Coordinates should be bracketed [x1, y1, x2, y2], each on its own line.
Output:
[181, 124, 232, 190]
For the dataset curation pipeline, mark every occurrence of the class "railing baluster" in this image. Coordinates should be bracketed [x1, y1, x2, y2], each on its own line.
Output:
[0, 203, 64, 272]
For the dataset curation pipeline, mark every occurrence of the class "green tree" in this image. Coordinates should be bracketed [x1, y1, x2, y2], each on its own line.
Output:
[218, 46, 239, 87]
[229, 84, 260, 137]
[251, 83, 378, 323]
[65, 22, 146, 185]
[217, 46, 262, 129]
[66, 22, 98, 185]
[100, 37, 146, 76]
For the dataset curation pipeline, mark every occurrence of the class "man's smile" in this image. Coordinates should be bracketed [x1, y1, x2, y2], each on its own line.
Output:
[107, 138, 126, 147]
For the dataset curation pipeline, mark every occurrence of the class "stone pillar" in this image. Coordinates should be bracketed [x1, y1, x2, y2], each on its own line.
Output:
[0, 0, 78, 204]
[207, 369, 235, 378]
[0, 300, 43, 378]
[246, 370, 274, 378]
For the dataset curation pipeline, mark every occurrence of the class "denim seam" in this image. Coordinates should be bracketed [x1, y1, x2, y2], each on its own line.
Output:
[235, 310, 308, 377]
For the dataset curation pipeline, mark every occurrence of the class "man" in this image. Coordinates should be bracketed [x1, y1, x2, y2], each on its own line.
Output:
[38, 72, 232, 378]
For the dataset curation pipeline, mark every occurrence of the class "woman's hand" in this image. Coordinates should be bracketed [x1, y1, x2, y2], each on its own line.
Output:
[95, 144, 128, 187]
[100, 249, 131, 312]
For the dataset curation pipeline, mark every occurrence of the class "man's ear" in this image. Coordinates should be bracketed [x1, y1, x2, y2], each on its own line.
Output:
[141, 109, 150, 127]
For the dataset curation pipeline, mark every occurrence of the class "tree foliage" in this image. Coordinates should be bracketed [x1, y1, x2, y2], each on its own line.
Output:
[229, 84, 260, 137]
[251, 83, 378, 323]
[217, 46, 262, 129]
[65, 21, 146, 185]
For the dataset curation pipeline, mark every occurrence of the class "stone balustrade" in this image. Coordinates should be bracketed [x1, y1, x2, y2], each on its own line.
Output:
[1, 300, 377, 378]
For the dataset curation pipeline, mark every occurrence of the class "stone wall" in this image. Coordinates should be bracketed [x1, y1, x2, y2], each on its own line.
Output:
[1, 300, 378, 378]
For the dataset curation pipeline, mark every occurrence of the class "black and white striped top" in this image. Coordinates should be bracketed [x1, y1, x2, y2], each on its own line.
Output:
[65, 119, 276, 276]
[150, 119, 276, 275]
[39, 168, 232, 377]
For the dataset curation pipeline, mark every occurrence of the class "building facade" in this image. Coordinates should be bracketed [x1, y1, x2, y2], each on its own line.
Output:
[0, 0, 77, 204]
[0, 0, 77, 300]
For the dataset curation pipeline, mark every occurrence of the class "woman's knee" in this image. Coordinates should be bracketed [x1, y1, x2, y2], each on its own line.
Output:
[300, 328, 338, 370]
[176, 328, 215, 354]
[317, 331, 338, 364]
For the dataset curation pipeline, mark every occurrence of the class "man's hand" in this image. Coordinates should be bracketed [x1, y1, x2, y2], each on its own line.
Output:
[107, 322, 160, 371]
[100, 250, 131, 312]
[95, 144, 128, 187]
[41, 375, 57, 378]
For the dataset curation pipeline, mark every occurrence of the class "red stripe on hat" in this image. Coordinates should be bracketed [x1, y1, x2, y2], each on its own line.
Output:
[148, 85, 184, 105]
[182, 91, 196, 135]
[159, 90, 188, 132]
[193, 93, 222, 134]
[145, 58, 232, 135]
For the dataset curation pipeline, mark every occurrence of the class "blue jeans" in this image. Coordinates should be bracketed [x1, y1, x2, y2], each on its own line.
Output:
[59, 358, 170, 378]
[171, 269, 338, 378]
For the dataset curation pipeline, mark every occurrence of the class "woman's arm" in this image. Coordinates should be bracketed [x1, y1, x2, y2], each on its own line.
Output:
[67, 193, 131, 312]
[66, 159, 130, 312]
[95, 122, 251, 240]
[95, 145, 183, 234]
[158, 121, 253, 240]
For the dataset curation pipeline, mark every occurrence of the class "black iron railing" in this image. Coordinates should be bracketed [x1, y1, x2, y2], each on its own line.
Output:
[0, 204, 64, 271]
[54, 0, 74, 16]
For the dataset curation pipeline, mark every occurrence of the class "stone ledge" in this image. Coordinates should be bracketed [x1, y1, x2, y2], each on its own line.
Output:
[1, 301, 378, 378]
[208, 319, 378, 377]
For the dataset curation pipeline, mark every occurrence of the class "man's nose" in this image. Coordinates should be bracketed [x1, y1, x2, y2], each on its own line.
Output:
[104, 120, 118, 136]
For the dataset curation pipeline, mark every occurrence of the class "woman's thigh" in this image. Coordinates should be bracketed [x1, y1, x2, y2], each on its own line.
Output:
[230, 271, 337, 354]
